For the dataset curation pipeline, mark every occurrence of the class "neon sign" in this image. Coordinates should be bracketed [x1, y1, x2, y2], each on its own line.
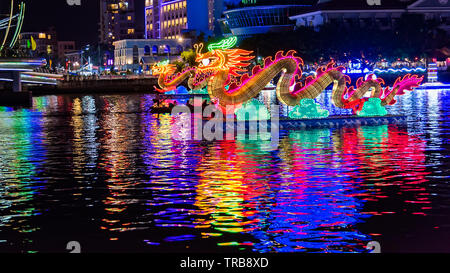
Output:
[207, 36, 238, 52]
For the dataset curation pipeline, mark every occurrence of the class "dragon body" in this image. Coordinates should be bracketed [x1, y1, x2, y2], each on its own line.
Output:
[151, 37, 423, 114]
[194, 43, 423, 112]
[152, 60, 211, 92]
[151, 61, 194, 92]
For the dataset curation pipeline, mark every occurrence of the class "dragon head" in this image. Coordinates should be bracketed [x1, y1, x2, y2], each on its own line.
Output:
[194, 36, 254, 77]
[151, 60, 177, 76]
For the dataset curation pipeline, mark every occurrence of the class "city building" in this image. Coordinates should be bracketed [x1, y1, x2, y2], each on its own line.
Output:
[113, 38, 192, 72]
[18, 29, 57, 58]
[64, 50, 83, 71]
[221, 0, 450, 36]
[63, 44, 115, 75]
[57, 41, 76, 60]
[99, 0, 144, 45]
[290, 0, 450, 32]
[18, 29, 78, 67]
[222, 1, 315, 36]
[144, 0, 223, 39]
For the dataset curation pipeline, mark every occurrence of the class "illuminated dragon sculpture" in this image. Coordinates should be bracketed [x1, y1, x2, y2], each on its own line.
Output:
[151, 60, 211, 92]
[151, 60, 193, 92]
[152, 36, 423, 114]
[193, 37, 423, 112]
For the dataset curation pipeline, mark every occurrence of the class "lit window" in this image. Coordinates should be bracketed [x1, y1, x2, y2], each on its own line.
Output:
[39, 33, 46, 39]
[128, 16, 132, 21]
[127, 29, 135, 34]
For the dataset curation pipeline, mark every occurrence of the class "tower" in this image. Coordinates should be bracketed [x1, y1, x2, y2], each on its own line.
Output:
[145, 0, 224, 39]
[99, 0, 141, 45]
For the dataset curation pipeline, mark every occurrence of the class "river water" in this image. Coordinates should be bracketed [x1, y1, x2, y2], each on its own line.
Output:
[0, 88, 449, 253]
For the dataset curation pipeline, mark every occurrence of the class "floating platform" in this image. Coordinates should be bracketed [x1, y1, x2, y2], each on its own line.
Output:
[153, 93, 210, 100]
[276, 115, 407, 129]
[198, 115, 408, 131]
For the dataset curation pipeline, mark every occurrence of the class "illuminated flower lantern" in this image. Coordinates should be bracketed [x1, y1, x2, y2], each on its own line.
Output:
[357, 98, 388, 117]
[289, 99, 329, 119]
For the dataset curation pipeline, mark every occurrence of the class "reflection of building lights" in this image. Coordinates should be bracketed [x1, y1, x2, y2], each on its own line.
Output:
[427, 63, 438, 83]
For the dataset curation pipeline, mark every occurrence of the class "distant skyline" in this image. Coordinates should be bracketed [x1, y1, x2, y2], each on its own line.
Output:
[2, 0, 316, 47]
[2, 0, 145, 47]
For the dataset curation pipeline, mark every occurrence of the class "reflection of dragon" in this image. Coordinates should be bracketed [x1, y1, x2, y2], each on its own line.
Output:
[151, 60, 211, 92]
[194, 37, 424, 112]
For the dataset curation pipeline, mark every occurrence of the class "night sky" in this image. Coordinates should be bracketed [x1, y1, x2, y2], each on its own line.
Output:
[2, 0, 145, 47]
[3, 0, 315, 47]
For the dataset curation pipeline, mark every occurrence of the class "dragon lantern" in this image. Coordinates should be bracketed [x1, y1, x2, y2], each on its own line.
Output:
[153, 36, 423, 114]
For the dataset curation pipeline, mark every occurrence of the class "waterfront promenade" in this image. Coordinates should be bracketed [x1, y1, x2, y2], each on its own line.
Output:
[28, 74, 159, 94]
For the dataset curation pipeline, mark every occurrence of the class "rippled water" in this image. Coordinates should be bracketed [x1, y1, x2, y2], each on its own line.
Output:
[0, 89, 449, 253]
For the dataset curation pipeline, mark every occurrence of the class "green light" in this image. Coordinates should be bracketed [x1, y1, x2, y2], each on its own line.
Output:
[156, 60, 169, 66]
[218, 241, 240, 246]
[289, 99, 329, 119]
[9, 2, 25, 48]
[235, 99, 270, 121]
[0, 0, 15, 52]
[189, 87, 208, 95]
[208, 36, 238, 52]
[357, 98, 387, 117]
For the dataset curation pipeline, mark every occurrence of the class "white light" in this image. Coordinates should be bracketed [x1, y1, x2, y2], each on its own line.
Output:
[202, 59, 210, 66]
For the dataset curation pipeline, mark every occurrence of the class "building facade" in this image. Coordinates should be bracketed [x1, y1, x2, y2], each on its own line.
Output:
[113, 38, 192, 72]
[290, 0, 450, 32]
[145, 0, 223, 39]
[222, 0, 449, 36]
[223, 3, 313, 36]
[57, 41, 76, 60]
[18, 30, 57, 57]
[99, 0, 144, 45]
[64, 50, 83, 71]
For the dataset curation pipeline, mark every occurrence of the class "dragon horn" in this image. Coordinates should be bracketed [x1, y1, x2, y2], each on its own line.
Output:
[194, 43, 204, 55]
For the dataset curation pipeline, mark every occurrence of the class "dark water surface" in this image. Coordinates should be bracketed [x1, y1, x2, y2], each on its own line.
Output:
[0, 89, 449, 253]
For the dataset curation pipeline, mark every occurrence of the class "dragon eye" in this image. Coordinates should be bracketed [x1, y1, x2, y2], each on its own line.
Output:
[202, 59, 210, 66]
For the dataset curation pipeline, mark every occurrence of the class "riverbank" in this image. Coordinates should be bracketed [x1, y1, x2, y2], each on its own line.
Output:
[27, 76, 159, 96]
